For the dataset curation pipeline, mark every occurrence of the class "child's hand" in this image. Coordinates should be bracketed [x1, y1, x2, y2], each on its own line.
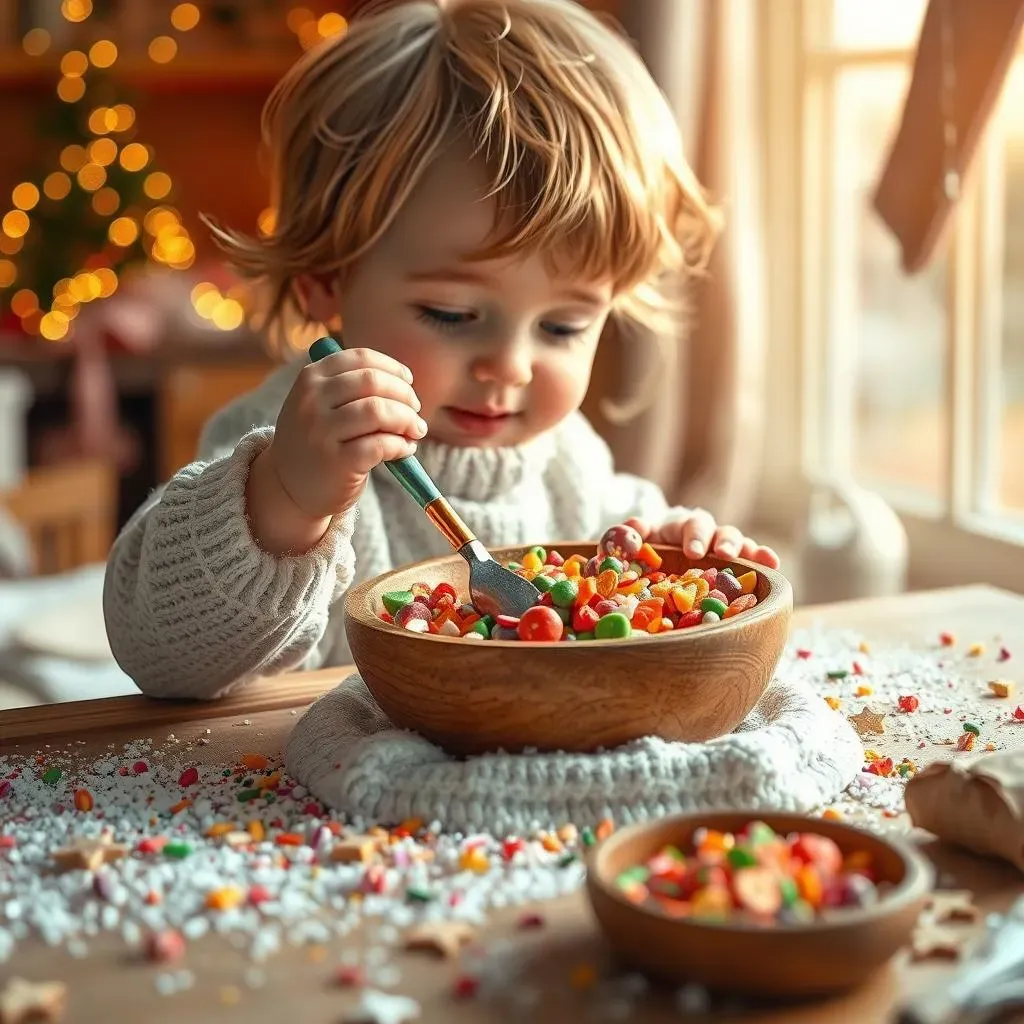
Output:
[247, 349, 424, 555]
[271, 348, 425, 518]
[623, 514, 780, 569]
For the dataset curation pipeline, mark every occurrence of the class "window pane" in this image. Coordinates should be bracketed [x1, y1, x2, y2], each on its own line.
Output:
[998, 61, 1024, 519]
[830, 66, 949, 503]
[829, 0, 927, 50]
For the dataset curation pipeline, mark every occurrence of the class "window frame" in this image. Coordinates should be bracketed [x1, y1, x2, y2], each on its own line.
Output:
[759, 0, 1024, 593]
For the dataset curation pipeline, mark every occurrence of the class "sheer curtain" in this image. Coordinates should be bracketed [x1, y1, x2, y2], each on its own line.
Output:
[583, 0, 768, 527]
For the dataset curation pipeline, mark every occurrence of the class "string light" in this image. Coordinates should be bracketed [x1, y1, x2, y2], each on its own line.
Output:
[12, 184, 40, 212]
[143, 171, 172, 200]
[170, 4, 201, 32]
[257, 208, 277, 236]
[22, 28, 50, 56]
[57, 77, 86, 103]
[6, 5, 205, 337]
[148, 36, 177, 64]
[317, 13, 347, 37]
[43, 172, 72, 200]
[88, 40, 118, 68]
[60, 0, 93, 23]
[2, 212, 29, 239]
[118, 142, 149, 172]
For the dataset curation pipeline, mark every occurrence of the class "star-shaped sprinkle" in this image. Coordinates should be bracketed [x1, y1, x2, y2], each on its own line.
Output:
[910, 925, 967, 961]
[0, 977, 67, 1023]
[51, 833, 127, 873]
[848, 707, 886, 738]
[925, 890, 981, 924]
[403, 920, 477, 959]
[342, 989, 420, 1024]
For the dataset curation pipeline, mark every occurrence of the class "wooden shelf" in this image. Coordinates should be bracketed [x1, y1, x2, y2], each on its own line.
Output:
[0, 51, 298, 91]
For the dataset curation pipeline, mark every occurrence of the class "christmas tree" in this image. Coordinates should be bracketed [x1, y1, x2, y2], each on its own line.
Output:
[0, 6, 196, 342]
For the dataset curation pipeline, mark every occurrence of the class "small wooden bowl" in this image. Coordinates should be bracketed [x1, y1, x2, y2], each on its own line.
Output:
[585, 811, 933, 998]
[344, 543, 792, 756]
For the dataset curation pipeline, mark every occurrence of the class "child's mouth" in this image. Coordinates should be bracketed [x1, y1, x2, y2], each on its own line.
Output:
[444, 406, 519, 439]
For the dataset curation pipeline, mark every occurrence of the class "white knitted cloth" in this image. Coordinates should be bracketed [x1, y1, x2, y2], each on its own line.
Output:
[285, 674, 863, 834]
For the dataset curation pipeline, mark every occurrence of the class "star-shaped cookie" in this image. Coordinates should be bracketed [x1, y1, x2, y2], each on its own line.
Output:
[0, 977, 67, 1023]
[848, 706, 886, 738]
[910, 924, 967, 961]
[403, 920, 477, 959]
[51, 832, 127, 873]
[925, 890, 981, 924]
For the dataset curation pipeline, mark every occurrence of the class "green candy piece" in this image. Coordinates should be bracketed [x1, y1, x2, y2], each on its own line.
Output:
[701, 597, 727, 617]
[382, 590, 415, 615]
[506, 561, 522, 571]
[581, 827, 597, 847]
[615, 865, 650, 888]
[549, 578, 579, 608]
[575, 630, 595, 641]
[467, 620, 491, 639]
[42, 768, 62, 785]
[236, 788, 261, 802]
[720, 567, 736, 576]
[594, 612, 631, 640]
[528, 545, 547, 562]
[726, 845, 758, 869]
[406, 886, 433, 903]
[777, 877, 800, 908]
[963, 722, 981, 736]
[558, 852, 577, 868]
[628, 560, 645, 575]
[598, 556, 624, 574]
[532, 575, 554, 593]
[826, 669, 849, 680]
[163, 841, 192, 859]
[664, 845, 686, 862]
[746, 821, 777, 847]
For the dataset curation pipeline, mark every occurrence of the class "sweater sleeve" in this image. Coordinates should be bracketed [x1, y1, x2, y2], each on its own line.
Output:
[103, 361, 357, 701]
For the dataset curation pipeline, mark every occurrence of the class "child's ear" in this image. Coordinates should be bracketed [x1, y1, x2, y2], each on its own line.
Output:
[295, 273, 340, 328]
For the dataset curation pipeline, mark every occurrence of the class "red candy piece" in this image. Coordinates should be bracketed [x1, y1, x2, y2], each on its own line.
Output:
[502, 837, 525, 861]
[1014, 706, 1024, 721]
[428, 582, 458, 608]
[517, 605, 563, 643]
[572, 605, 600, 633]
[495, 614, 520, 629]
[790, 833, 842, 876]
[545, 550, 565, 566]
[676, 610, 703, 629]
[178, 767, 199, 788]
[145, 929, 185, 964]
[796, 649, 812, 660]
[453, 975, 479, 999]
[898, 695, 920, 713]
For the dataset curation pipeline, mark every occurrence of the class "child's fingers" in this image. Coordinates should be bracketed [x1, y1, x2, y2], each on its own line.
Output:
[344, 433, 419, 473]
[323, 367, 421, 412]
[334, 396, 427, 443]
[681, 509, 716, 558]
[753, 545, 780, 569]
[310, 346, 414, 385]
[710, 525, 744, 559]
[622, 516, 650, 538]
[739, 537, 761, 561]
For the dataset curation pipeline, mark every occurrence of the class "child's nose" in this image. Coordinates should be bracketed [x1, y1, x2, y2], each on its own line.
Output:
[471, 338, 533, 387]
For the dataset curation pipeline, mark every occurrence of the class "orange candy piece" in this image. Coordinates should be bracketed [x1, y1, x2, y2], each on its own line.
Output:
[795, 864, 823, 908]
[205, 887, 245, 911]
[638, 542, 662, 569]
[724, 594, 757, 618]
[596, 569, 619, 598]
[575, 576, 598, 606]
[73, 789, 93, 812]
[736, 571, 757, 595]
[241, 753, 269, 771]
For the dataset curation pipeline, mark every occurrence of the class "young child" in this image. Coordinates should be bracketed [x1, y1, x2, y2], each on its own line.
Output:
[103, 0, 779, 700]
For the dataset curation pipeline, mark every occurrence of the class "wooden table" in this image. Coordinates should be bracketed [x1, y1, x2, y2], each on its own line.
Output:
[2, 585, 1023, 1023]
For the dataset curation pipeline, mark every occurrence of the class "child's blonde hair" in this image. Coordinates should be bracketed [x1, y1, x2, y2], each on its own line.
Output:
[208, 0, 720, 351]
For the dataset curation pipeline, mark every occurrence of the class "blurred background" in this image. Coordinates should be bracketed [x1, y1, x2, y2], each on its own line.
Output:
[0, 0, 1021, 707]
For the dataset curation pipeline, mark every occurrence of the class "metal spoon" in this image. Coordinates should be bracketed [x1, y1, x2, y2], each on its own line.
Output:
[308, 337, 540, 620]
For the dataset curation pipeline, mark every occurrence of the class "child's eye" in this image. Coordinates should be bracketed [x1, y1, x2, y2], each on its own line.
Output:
[415, 306, 474, 333]
[540, 321, 588, 341]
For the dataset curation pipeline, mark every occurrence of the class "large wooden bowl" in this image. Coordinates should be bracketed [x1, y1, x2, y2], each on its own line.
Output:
[344, 543, 792, 755]
[585, 811, 933, 998]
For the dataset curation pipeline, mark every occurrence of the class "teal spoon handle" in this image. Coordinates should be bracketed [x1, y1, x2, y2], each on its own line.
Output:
[307, 336, 442, 510]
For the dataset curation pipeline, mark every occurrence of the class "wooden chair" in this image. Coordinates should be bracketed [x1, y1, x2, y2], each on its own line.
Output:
[0, 459, 117, 575]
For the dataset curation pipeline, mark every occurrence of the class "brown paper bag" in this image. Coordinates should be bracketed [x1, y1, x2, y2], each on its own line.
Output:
[904, 748, 1024, 873]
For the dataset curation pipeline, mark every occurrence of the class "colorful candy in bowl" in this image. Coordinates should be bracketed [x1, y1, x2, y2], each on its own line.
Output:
[343, 526, 793, 755]
[585, 811, 933, 997]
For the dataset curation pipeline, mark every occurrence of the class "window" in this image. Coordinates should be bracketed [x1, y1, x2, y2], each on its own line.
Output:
[763, 0, 1024, 590]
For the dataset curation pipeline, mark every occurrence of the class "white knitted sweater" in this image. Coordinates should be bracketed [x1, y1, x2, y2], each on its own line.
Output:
[103, 359, 683, 700]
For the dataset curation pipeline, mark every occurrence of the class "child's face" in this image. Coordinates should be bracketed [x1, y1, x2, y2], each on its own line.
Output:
[327, 150, 613, 448]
